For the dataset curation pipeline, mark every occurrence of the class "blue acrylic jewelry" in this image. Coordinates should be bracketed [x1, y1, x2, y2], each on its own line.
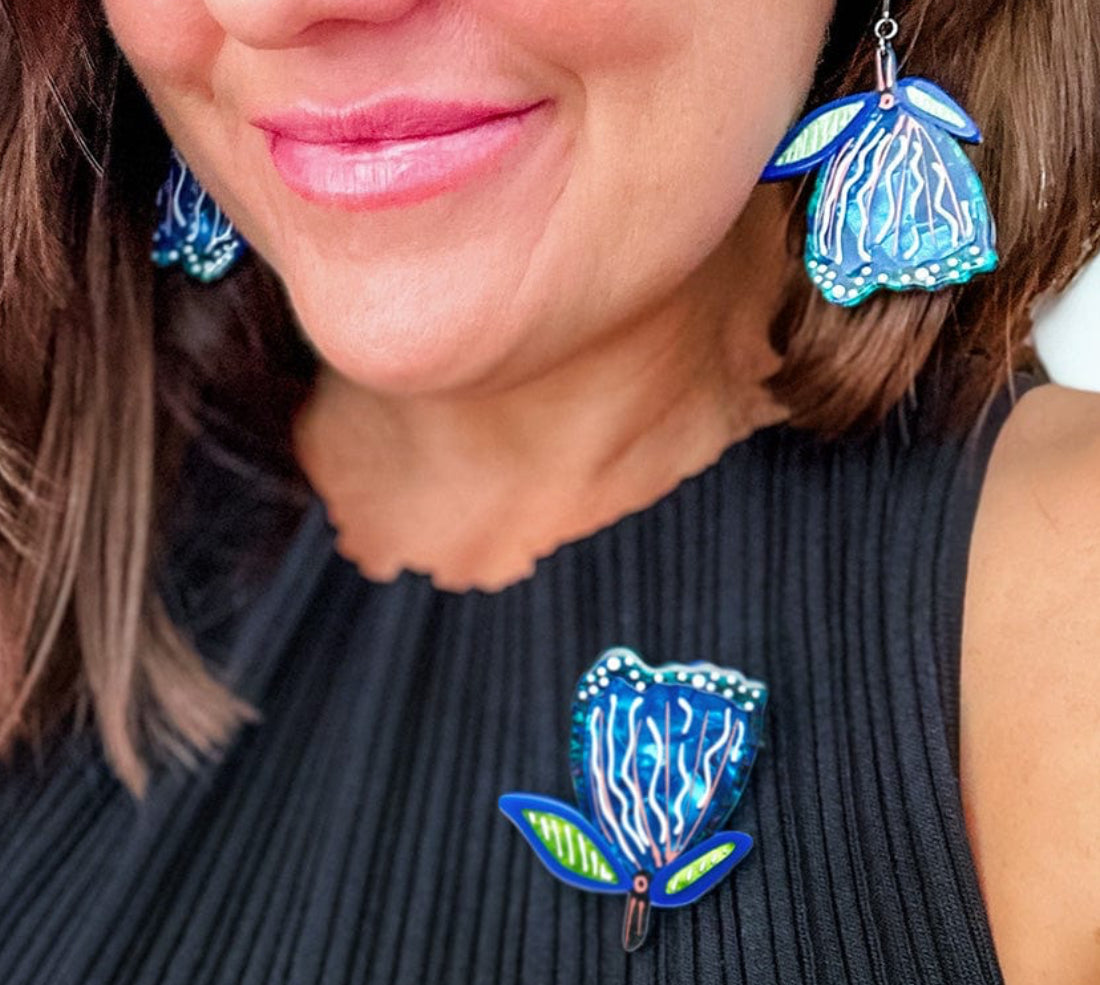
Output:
[151, 148, 247, 283]
[499, 646, 767, 951]
[760, 3, 998, 307]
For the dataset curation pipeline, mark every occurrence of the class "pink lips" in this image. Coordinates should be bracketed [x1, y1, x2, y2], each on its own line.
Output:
[254, 98, 550, 209]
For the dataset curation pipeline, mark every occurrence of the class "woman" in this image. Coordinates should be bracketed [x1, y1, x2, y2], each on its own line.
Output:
[0, 0, 1098, 981]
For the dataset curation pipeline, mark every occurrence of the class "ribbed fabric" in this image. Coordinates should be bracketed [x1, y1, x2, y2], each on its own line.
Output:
[0, 375, 1042, 985]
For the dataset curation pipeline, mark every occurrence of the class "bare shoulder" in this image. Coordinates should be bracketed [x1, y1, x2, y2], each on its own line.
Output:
[961, 381, 1100, 985]
[966, 381, 1100, 635]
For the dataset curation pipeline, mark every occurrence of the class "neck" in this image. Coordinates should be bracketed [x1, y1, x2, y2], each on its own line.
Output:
[293, 185, 793, 592]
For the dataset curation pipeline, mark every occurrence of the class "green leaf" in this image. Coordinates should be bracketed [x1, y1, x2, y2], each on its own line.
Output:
[663, 841, 737, 896]
[906, 86, 964, 127]
[521, 808, 621, 885]
[773, 100, 866, 169]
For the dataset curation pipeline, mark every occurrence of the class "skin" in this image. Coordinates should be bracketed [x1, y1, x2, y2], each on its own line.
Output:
[102, 0, 817, 585]
[101, 0, 1100, 980]
[960, 383, 1100, 985]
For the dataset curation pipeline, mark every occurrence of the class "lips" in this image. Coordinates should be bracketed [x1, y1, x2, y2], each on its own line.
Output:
[254, 98, 545, 144]
[253, 98, 551, 210]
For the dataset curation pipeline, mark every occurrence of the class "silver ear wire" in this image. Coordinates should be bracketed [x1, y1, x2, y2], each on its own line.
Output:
[874, 0, 898, 44]
[873, 0, 899, 56]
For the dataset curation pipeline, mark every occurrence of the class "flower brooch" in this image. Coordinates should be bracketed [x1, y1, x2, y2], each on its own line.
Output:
[499, 646, 768, 951]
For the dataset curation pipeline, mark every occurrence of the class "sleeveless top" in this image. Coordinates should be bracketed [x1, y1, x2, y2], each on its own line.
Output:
[0, 374, 1043, 985]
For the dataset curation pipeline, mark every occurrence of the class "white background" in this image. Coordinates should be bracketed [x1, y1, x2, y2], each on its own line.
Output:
[1033, 253, 1100, 390]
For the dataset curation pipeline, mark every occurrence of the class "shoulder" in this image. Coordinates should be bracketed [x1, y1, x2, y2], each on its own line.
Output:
[965, 381, 1100, 638]
[976, 378, 1100, 497]
[960, 381, 1100, 984]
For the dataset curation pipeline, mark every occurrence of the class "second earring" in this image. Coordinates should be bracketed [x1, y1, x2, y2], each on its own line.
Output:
[760, 2, 998, 307]
[152, 148, 247, 283]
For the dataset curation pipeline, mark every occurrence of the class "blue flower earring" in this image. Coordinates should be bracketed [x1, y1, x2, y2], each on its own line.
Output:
[151, 148, 247, 283]
[499, 647, 767, 951]
[760, 1, 998, 306]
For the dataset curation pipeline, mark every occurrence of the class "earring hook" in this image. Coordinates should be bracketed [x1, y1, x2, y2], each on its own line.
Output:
[873, 0, 899, 94]
[874, 0, 899, 50]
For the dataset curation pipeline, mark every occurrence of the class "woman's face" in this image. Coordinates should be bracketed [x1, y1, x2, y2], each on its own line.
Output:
[103, 0, 833, 395]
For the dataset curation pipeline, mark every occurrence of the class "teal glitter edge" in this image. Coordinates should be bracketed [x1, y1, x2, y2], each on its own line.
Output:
[802, 166, 999, 308]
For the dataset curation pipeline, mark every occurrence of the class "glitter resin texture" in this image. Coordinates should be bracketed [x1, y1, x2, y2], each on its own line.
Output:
[761, 72, 998, 306]
[151, 149, 247, 283]
[499, 646, 767, 952]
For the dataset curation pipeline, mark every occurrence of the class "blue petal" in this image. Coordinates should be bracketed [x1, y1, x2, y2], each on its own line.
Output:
[804, 105, 997, 306]
[569, 647, 767, 875]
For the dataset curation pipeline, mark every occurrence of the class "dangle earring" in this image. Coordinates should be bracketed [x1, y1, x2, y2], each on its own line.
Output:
[760, 1, 998, 307]
[151, 148, 247, 283]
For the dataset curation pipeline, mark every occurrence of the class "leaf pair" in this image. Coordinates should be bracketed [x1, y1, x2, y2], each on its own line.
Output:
[499, 792, 753, 907]
[761, 77, 981, 182]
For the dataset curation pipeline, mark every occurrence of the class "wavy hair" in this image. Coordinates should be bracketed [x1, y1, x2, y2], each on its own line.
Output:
[0, 0, 1097, 797]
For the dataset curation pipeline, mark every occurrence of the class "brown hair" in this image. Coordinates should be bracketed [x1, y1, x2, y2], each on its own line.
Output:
[0, 0, 1097, 798]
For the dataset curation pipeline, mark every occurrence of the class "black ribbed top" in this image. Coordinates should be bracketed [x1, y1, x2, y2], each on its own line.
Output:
[0, 376, 1039, 985]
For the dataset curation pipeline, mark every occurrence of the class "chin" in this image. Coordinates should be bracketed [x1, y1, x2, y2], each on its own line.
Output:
[288, 288, 533, 396]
